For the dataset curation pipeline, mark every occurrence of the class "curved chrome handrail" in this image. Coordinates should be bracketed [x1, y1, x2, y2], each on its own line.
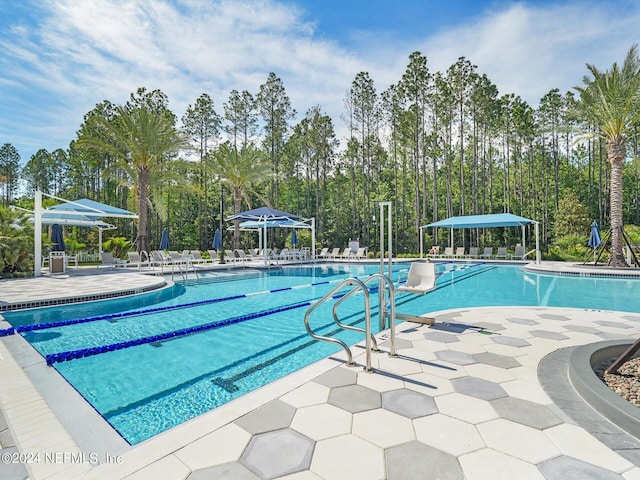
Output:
[304, 277, 373, 370]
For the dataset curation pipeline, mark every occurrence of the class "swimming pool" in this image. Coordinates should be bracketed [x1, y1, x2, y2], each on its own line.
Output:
[5, 261, 640, 444]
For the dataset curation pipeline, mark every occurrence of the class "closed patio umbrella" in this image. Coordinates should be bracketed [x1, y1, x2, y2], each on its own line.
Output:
[291, 228, 298, 247]
[50, 224, 65, 251]
[212, 228, 222, 250]
[588, 221, 602, 263]
[160, 228, 170, 250]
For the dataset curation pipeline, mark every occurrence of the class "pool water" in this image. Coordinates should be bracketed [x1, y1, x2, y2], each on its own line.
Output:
[5, 262, 640, 444]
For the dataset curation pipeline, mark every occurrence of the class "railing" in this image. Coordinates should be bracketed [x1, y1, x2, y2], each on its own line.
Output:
[304, 274, 397, 372]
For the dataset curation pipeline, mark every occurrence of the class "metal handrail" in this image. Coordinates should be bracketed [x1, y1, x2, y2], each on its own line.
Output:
[362, 273, 397, 357]
[304, 277, 374, 371]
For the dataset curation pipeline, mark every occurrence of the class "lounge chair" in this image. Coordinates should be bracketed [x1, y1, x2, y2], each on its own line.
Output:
[495, 247, 508, 260]
[100, 252, 127, 269]
[225, 250, 238, 263]
[355, 247, 367, 260]
[397, 262, 437, 294]
[207, 250, 219, 263]
[190, 250, 209, 264]
[150, 250, 170, 270]
[328, 248, 341, 259]
[340, 247, 352, 259]
[127, 251, 150, 269]
[511, 245, 525, 260]
[426, 246, 440, 258]
[317, 247, 329, 259]
[443, 247, 454, 258]
[454, 247, 466, 258]
[479, 247, 493, 259]
[234, 249, 248, 264]
[468, 247, 479, 258]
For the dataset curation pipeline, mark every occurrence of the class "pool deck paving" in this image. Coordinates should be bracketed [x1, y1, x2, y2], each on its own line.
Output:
[2, 261, 640, 479]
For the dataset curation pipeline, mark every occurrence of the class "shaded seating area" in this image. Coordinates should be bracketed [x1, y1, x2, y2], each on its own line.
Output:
[420, 213, 540, 264]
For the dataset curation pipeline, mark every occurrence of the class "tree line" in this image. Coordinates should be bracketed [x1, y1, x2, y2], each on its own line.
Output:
[2, 50, 638, 258]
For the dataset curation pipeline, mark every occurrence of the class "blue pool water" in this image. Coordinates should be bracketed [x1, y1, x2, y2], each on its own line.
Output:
[5, 261, 640, 444]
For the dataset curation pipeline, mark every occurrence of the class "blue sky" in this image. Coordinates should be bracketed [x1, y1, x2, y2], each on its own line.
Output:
[1, 0, 639, 165]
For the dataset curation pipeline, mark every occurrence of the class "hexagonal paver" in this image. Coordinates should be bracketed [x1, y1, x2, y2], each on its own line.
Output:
[312, 434, 384, 480]
[414, 414, 485, 456]
[595, 320, 633, 329]
[313, 366, 358, 388]
[353, 409, 415, 448]
[473, 322, 506, 332]
[380, 337, 413, 350]
[234, 399, 296, 434]
[386, 441, 463, 479]
[491, 336, 531, 348]
[357, 369, 405, 392]
[538, 455, 624, 480]
[459, 447, 545, 479]
[478, 418, 560, 463]
[376, 355, 423, 376]
[545, 423, 634, 472]
[451, 376, 507, 401]
[529, 330, 569, 340]
[423, 331, 460, 343]
[290, 404, 352, 440]
[435, 350, 477, 366]
[240, 428, 314, 480]
[403, 372, 455, 397]
[538, 313, 570, 321]
[280, 381, 330, 408]
[188, 462, 259, 480]
[564, 324, 602, 334]
[507, 317, 540, 325]
[382, 388, 438, 419]
[436, 393, 498, 424]
[176, 423, 252, 470]
[472, 352, 521, 369]
[328, 384, 381, 413]
[490, 397, 562, 429]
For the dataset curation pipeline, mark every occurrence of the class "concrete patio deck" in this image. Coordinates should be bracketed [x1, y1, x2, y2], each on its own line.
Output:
[1, 262, 640, 479]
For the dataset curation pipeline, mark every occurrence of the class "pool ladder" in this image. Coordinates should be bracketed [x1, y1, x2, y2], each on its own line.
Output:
[304, 274, 396, 372]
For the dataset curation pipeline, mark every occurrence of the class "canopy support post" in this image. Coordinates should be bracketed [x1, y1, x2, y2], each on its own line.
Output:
[34, 190, 42, 277]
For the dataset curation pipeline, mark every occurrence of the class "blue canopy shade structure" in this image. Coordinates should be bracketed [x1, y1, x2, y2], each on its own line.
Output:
[420, 213, 540, 263]
[160, 228, 170, 250]
[212, 228, 222, 250]
[50, 224, 65, 252]
[227, 206, 315, 264]
[424, 213, 535, 229]
[33, 191, 139, 276]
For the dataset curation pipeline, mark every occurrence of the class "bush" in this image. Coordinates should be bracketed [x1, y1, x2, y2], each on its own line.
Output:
[548, 234, 593, 262]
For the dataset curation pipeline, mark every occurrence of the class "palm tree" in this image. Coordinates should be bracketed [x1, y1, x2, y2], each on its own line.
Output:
[78, 105, 191, 253]
[574, 44, 640, 267]
[210, 142, 272, 249]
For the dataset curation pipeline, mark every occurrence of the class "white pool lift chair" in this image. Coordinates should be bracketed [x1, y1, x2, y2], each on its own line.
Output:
[396, 261, 438, 325]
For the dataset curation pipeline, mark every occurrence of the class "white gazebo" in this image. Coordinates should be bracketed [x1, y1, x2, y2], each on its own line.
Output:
[227, 207, 315, 265]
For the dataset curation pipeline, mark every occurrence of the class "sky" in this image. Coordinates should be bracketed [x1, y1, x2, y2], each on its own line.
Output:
[1, 0, 640, 165]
